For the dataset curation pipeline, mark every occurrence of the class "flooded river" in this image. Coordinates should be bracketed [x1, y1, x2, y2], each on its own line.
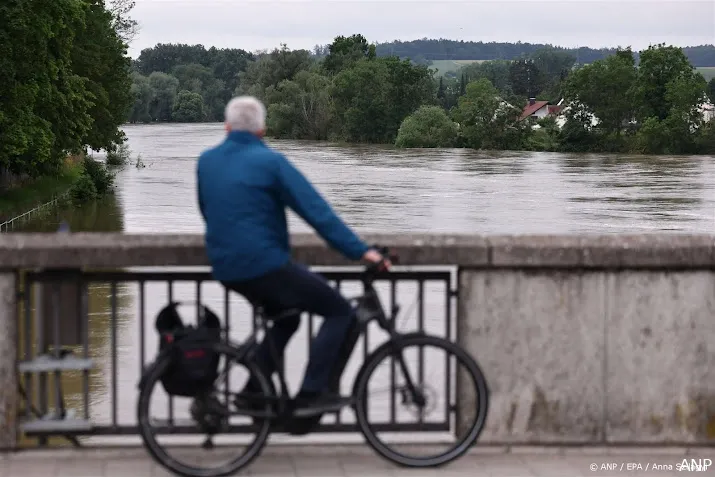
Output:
[15, 123, 715, 446]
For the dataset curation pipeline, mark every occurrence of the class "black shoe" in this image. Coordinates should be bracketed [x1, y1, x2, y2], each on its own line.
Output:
[291, 390, 351, 418]
[284, 391, 350, 436]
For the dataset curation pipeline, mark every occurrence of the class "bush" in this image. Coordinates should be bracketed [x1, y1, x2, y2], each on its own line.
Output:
[106, 142, 131, 166]
[68, 156, 114, 206]
[82, 156, 114, 195]
[395, 105, 458, 148]
[69, 174, 98, 205]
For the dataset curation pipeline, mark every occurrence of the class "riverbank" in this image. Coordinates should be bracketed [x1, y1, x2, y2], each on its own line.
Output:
[0, 156, 83, 222]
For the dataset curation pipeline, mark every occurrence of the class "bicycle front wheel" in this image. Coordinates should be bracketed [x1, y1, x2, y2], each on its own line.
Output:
[353, 334, 489, 467]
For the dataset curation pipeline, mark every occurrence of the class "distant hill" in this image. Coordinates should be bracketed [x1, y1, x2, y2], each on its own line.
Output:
[373, 39, 715, 67]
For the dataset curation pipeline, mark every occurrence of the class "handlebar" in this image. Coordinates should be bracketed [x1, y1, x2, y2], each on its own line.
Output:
[365, 244, 399, 274]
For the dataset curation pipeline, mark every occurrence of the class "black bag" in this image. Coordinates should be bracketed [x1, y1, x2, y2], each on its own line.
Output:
[155, 302, 222, 397]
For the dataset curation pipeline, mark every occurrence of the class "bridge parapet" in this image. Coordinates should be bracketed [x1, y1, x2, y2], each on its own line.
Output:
[0, 233, 714, 450]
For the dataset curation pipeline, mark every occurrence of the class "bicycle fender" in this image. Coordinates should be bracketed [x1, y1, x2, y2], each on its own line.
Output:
[351, 331, 426, 397]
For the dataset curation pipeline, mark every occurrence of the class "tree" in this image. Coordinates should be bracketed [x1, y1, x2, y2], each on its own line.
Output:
[509, 59, 544, 98]
[206, 46, 253, 95]
[461, 60, 511, 95]
[322, 34, 376, 75]
[128, 72, 154, 123]
[265, 71, 334, 140]
[634, 44, 703, 122]
[71, 0, 133, 151]
[632, 44, 708, 153]
[236, 44, 313, 99]
[563, 49, 637, 136]
[172, 90, 205, 122]
[530, 48, 575, 100]
[0, 0, 93, 177]
[707, 78, 715, 103]
[107, 0, 139, 44]
[395, 106, 458, 148]
[451, 78, 528, 150]
[332, 59, 390, 142]
[148, 72, 179, 121]
[331, 56, 436, 143]
[172, 63, 226, 120]
[383, 57, 436, 137]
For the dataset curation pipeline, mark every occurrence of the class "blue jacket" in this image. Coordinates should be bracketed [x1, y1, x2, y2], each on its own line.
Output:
[197, 131, 369, 282]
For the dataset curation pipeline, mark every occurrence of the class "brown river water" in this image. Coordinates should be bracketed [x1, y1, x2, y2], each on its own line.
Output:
[14, 123, 715, 447]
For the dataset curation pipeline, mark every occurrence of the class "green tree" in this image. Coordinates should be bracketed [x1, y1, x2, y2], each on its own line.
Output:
[331, 56, 435, 143]
[708, 78, 715, 103]
[452, 78, 528, 150]
[383, 57, 436, 136]
[395, 105, 458, 148]
[128, 72, 153, 123]
[332, 59, 390, 142]
[0, 0, 92, 177]
[148, 72, 179, 121]
[563, 49, 637, 137]
[107, 0, 139, 44]
[558, 107, 599, 152]
[172, 90, 206, 122]
[509, 59, 544, 98]
[71, 0, 133, 151]
[206, 46, 253, 94]
[632, 44, 708, 153]
[265, 71, 334, 139]
[236, 45, 313, 100]
[461, 60, 512, 95]
[322, 34, 376, 75]
[172, 63, 226, 120]
[634, 44, 703, 121]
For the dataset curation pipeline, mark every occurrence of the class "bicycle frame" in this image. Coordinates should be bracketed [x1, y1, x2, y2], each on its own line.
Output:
[228, 270, 424, 417]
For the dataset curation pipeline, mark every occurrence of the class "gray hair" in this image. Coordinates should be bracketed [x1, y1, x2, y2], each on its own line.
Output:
[224, 96, 266, 133]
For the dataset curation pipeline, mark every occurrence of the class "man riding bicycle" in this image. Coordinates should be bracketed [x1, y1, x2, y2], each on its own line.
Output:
[196, 96, 390, 434]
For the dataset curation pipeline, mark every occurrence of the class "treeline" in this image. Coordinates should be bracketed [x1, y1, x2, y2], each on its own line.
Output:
[129, 35, 715, 155]
[127, 36, 573, 128]
[372, 39, 715, 67]
[129, 44, 254, 122]
[0, 0, 135, 180]
[397, 45, 715, 155]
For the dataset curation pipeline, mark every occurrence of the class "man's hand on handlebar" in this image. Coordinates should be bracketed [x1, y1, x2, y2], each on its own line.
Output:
[361, 245, 395, 272]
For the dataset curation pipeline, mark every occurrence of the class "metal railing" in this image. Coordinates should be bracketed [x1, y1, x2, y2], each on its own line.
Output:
[0, 193, 67, 233]
[17, 267, 456, 445]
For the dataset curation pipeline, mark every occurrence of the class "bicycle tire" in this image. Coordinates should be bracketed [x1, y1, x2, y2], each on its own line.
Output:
[353, 334, 489, 468]
[137, 343, 274, 477]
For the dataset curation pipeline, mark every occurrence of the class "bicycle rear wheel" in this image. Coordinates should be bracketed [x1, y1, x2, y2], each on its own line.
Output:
[137, 343, 274, 477]
[353, 334, 489, 467]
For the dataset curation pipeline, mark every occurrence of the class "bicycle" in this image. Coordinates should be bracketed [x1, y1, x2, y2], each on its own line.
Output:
[137, 246, 489, 477]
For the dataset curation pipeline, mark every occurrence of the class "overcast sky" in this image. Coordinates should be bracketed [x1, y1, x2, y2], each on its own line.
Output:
[127, 0, 714, 58]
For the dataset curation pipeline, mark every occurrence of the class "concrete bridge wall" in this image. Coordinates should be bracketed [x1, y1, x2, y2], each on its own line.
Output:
[1, 233, 714, 449]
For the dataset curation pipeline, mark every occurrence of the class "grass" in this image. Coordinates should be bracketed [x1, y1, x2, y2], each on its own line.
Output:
[0, 156, 83, 221]
[430, 59, 485, 76]
[696, 67, 715, 81]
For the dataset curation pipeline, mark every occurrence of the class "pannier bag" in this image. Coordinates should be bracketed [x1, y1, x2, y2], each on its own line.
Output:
[154, 302, 222, 397]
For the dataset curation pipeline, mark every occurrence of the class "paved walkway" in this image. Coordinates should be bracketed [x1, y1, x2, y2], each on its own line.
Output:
[2, 445, 714, 476]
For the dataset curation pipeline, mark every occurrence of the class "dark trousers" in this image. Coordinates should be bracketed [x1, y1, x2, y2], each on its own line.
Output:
[223, 262, 356, 394]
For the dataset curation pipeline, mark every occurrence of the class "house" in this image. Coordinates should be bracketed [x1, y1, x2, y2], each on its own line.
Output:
[519, 98, 563, 121]
[700, 101, 714, 123]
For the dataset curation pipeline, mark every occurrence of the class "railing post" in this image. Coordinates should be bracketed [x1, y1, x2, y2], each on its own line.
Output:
[0, 271, 17, 450]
